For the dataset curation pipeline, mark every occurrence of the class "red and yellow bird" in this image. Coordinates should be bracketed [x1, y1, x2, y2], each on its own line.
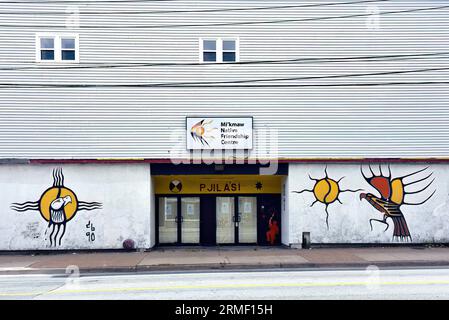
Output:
[360, 165, 435, 241]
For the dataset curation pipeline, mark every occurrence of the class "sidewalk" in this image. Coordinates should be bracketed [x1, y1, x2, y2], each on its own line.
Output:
[1, 246, 449, 275]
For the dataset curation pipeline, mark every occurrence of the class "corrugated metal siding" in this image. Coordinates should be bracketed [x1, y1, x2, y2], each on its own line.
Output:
[0, 0, 448, 159]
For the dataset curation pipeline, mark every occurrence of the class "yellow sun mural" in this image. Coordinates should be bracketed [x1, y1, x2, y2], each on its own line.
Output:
[292, 167, 362, 229]
[11, 168, 102, 247]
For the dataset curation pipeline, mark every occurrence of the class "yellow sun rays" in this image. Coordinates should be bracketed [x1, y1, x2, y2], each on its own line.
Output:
[292, 167, 362, 229]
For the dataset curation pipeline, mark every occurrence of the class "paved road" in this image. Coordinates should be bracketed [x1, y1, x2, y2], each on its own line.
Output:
[1, 267, 449, 299]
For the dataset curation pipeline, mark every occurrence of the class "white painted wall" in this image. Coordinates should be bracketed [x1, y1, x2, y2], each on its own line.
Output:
[288, 163, 449, 245]
[0, 164, 153, 250]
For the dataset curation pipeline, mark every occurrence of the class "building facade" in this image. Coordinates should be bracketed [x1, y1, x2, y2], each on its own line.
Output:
[1, 0, 449, 250]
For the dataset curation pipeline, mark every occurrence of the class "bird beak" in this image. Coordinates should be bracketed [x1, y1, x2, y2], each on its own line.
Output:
[360, 193, 366, 201]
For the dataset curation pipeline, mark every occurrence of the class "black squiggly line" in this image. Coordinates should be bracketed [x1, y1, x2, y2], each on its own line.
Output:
[11, 207, 39, 212]
[11, 201, 38, 206]
[52, 168, 56, 186]
[10, 206, 39, 211]
[10, 201, 39, 212]
[325, 205, 330, 230]
[11, 204, 39, 209]
[324, 178, 332, 203]
[78, 201, 103, 210]
[78, 207, 102, 211]
[340, 188, 364, 193]
[60, 168, 64, 186]
[78, 204, 102, 208]
[291, 189, 313, 194]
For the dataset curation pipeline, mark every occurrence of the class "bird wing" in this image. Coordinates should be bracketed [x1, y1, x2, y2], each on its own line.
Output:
[50, 208, 66, 223]
[366, 176, 392, 201]
[364, 194, 402, 217]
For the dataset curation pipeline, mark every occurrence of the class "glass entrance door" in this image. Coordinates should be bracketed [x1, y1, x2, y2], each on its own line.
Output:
[238, 197, 257, 243]
[158, 197, 178, 244]
[216, 197, 235, 244]
[181, 197, 200, 244]
[215, 196, 257, 244]
[158, 196, 200, 244]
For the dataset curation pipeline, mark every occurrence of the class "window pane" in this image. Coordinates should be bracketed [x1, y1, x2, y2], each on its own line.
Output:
[203, 40, 216, 51]
[223, 52, 236, 62]
[40, 38, 54, 49]
[40, 50, 54, 60]
[203, 52, 216, 62]
[61, 38, 75, 49]
[62, 50, 75, 61]
[223, 40, 235, 51]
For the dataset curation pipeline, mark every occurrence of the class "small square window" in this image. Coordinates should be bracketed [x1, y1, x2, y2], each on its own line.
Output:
[61, 38, 75, 49]
[203, 40, 216, 51]
[203, 52, 217, 62]
[200, 38, 238, 63]
[223, 52, 236, 62]
[41, 50, 55, 60]
[40, 38, 54, 49]
[62, 50, 75, 61]
[223, 40, 235, 51]
[36, 34, 78, 63]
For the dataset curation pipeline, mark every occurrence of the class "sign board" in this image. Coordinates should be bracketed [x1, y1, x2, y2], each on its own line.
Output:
[153, 175, 283, 195]
[186, 117, 253, 150]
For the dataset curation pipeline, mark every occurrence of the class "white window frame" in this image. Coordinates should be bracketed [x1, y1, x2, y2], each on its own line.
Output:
[199, 37, 239, 63]
[35, 33, 79, 63]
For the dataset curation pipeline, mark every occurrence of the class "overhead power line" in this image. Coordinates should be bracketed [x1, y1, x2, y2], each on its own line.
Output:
[0, 4, 447, 29]
[1, 66, 448, 88]
[0, 0, 179, 3]
[0, 0, 390, 15]
[2, 51, 449, 71]
[1, 81, 449, 89]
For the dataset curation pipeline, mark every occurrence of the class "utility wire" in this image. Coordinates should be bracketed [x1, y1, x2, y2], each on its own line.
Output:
[1, 81, 449, 88]
[151, 66, 449, 86]
[0, 4, 447, 28]
[1, 66, 448, 88]
[0, 0, 390, 15]
[3, 52, 449, 71]
[0, 0, 179, 3]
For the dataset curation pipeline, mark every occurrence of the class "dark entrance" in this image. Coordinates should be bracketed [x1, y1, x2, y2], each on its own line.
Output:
[156, 194, 281, 246]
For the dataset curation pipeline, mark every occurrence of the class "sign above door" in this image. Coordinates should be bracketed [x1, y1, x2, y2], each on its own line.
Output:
[153, 175, 283, 195]
[186, 117, 253, 150]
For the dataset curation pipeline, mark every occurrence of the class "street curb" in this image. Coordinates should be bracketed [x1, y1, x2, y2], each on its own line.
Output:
[2, 261, 449, 275]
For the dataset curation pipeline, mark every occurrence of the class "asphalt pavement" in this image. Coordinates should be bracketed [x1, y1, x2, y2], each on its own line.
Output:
[1, 267, 449, 299]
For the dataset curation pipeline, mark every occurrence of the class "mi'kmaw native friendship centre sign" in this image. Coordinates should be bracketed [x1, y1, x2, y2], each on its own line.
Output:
[186, 117, 253, 150]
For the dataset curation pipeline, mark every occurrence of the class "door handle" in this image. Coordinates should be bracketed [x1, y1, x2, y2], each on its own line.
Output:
[180, 216, 184, 223]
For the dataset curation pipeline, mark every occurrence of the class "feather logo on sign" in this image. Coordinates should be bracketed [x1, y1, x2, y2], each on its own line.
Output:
[190, 119, 217, 146]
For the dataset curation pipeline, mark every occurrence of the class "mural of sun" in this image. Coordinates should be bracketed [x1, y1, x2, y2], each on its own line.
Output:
[11, 168, 102, 247]
[292, 167, 362, 229]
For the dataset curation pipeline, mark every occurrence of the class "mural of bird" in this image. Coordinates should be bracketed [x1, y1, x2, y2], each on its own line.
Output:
[50, 195, 72, 223]
[11, 168, 102, 247]
[46, 170, 73, 246]
[360, 165, 435, 241]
